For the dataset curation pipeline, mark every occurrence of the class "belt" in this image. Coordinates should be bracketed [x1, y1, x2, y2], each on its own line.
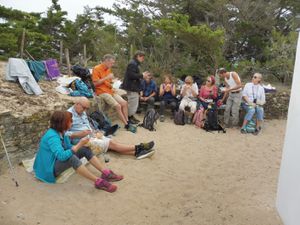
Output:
[231, 91, 241, 94]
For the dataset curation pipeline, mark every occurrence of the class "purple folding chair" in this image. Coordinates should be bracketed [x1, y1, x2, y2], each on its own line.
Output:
[44, 59, 60, 80]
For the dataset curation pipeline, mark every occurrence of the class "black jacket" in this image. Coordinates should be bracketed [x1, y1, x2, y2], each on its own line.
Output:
[122, 59, 143, 92]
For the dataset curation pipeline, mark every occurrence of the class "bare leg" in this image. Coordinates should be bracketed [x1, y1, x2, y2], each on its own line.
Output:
[115, 104, 128, 125]
[75, 165, 98, 182]
[108, 140, 135, 155]
[256, 120, 262, 129]
[89, 156, 106, 173]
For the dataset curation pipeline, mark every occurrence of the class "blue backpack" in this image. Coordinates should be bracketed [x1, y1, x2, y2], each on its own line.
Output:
[69, 79, 93, 98]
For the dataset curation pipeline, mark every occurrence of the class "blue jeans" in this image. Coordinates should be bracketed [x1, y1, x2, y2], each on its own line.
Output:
[243, 104, 264, 121]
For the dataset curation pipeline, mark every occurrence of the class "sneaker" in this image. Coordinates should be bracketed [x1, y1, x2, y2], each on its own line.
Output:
[129, 116, 140, 124]
[104, 124, 119, 136]
[139, 141, 155, 151]
[136, 149, 155, 160]
[252, 127, 261, 136]
[240, 128, 247, 134]
[187, 117, 192, 124]
[159, 115, 165, 122]
[101, 169, 124, 182]
[125, 124, 137, 133]
[95, 178, 117, 192]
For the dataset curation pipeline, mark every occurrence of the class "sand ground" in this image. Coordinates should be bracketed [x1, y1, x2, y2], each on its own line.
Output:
[0, 117, 284, 225]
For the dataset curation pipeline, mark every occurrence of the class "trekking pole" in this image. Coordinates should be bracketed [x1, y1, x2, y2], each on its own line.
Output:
[0, 130, 19, 187]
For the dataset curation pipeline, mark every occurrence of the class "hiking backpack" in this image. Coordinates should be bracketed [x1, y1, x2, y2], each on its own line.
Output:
[71, 65, 95, 91]
[245, 120, 256, 133]
[69, 79, 93, 98]
[193, 109, 205, 128]
[203, 108, 226, 133]
[174, 109, 185, 125]
[140, 108, 160, 131]
[89, 110, 112, 131]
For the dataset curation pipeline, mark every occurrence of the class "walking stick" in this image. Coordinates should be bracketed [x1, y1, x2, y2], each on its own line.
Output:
[0, 130, 19, 187]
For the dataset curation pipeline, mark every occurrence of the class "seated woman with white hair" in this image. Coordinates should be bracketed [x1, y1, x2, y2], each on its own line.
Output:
[179, 75, 199, 124]
[241, 73, 266, 135]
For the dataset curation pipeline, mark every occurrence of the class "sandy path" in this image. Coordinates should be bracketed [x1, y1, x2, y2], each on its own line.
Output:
[0, 118, 284, 225]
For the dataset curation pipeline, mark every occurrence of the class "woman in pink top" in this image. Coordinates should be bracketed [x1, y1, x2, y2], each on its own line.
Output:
[199, 75, 218, 108]
[195, 75, 218, 127]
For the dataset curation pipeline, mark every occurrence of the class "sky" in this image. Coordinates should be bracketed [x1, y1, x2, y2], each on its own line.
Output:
[0, 0, 117, 22]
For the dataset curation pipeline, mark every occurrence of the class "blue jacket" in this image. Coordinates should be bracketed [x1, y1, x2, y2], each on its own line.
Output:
[33, 128, 73, 183]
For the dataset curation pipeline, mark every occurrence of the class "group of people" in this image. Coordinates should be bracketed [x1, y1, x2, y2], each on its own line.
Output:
[33, 51, 266, 192]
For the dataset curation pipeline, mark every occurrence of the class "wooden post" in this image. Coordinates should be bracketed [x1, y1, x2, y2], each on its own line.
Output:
[59, 40, 63, 65]
[20, 28, 26, 58]
[83, 44, 87, 67]
[65, 48, 71, 76]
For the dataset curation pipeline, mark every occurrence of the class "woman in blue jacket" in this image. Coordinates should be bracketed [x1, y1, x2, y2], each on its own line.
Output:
[33, 111, 123, 192]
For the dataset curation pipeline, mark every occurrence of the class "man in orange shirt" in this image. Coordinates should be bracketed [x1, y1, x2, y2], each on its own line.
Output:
[92, 54, 135, 132]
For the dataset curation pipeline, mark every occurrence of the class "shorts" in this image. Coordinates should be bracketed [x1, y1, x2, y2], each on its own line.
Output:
[87, 136, 111, 155]
[97, 93, 125, 107]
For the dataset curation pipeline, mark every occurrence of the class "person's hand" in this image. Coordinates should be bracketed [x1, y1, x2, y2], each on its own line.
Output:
[79, 137, 90, 146]
[82, 130, 92, 137]
[107, 73, 114, 80]
[95, 132, 103, 139]
[251, 102, 256, 107]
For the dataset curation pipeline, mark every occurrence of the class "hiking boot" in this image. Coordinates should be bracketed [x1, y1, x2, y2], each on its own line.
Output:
[101, 169, 124, 182]
[136, 148, 155, 160]
[129, 116, 140, 124]
[125, 124, 137, 133]
[139, 141, 155, 151]
[95, 178, 117, 192]
[104, 124, 119, 136]
[240, 128, 247, 134]
[159, 115, 165, 122]
[252, 127, 262, 136]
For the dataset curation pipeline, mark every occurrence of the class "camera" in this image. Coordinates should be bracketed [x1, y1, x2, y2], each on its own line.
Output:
[253, 99, 257, 104]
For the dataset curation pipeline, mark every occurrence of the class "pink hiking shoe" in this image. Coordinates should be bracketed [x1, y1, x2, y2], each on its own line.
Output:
[95, 178, 117, 193]
[101, 169, 124, 182]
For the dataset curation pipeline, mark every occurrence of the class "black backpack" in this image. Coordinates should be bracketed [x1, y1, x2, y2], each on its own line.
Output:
[71, 65, 95, 91]
[174, 109, 185, 125]
[140, 108, 160, 131]
[203, 108, 226, 133]
[89, 111, 112, 131]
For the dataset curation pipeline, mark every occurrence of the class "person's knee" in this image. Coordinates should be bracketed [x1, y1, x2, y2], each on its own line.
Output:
[68, 155, 82, 169]
[115, 104, 122, 111]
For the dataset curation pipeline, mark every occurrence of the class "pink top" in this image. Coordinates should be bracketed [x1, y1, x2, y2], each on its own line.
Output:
[198, 85, 218, 101]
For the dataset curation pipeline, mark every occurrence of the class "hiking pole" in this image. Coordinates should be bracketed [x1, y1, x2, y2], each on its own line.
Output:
[0, 130, 19, 187]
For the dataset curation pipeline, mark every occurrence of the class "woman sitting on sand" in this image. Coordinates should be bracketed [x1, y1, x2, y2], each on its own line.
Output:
[33, 111, 123, 193]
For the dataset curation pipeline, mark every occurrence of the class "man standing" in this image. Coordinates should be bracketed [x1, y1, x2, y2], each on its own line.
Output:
[218, 68, 243, 127]
[92, 54, 135, 132]
[122, 51, 150, 124]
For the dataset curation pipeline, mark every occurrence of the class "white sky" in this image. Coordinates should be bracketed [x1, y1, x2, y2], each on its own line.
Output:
[0, 0, 117, 22]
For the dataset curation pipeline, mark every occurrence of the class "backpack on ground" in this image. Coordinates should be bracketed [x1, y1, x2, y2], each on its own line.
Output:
[174, 109, 185, 125]
[193, 109, 205, 128]
[89, 110, 112, 131]
[69, 79, 93, 98]
[140, 108, 160, 131]
[203, 108, 226, 133]
[71, 65, 95, 91]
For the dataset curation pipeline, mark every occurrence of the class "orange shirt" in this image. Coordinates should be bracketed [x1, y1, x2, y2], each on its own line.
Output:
[92, 63, 113, 95]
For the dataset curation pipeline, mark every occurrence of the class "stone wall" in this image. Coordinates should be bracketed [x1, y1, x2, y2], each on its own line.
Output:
[0, 98, 118, 174]
[264, 91, 290, 119]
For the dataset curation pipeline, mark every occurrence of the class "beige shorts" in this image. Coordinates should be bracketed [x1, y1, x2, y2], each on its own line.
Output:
[87, 136, 111, 155]
[97, 93, 125, 107]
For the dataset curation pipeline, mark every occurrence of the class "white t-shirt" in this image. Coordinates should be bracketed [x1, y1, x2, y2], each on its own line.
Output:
[242, 82, 265, 105]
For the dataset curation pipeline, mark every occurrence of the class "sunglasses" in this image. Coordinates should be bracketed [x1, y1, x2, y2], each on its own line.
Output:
[253, 76, 259, 79]
[206, 79, 212, 83]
